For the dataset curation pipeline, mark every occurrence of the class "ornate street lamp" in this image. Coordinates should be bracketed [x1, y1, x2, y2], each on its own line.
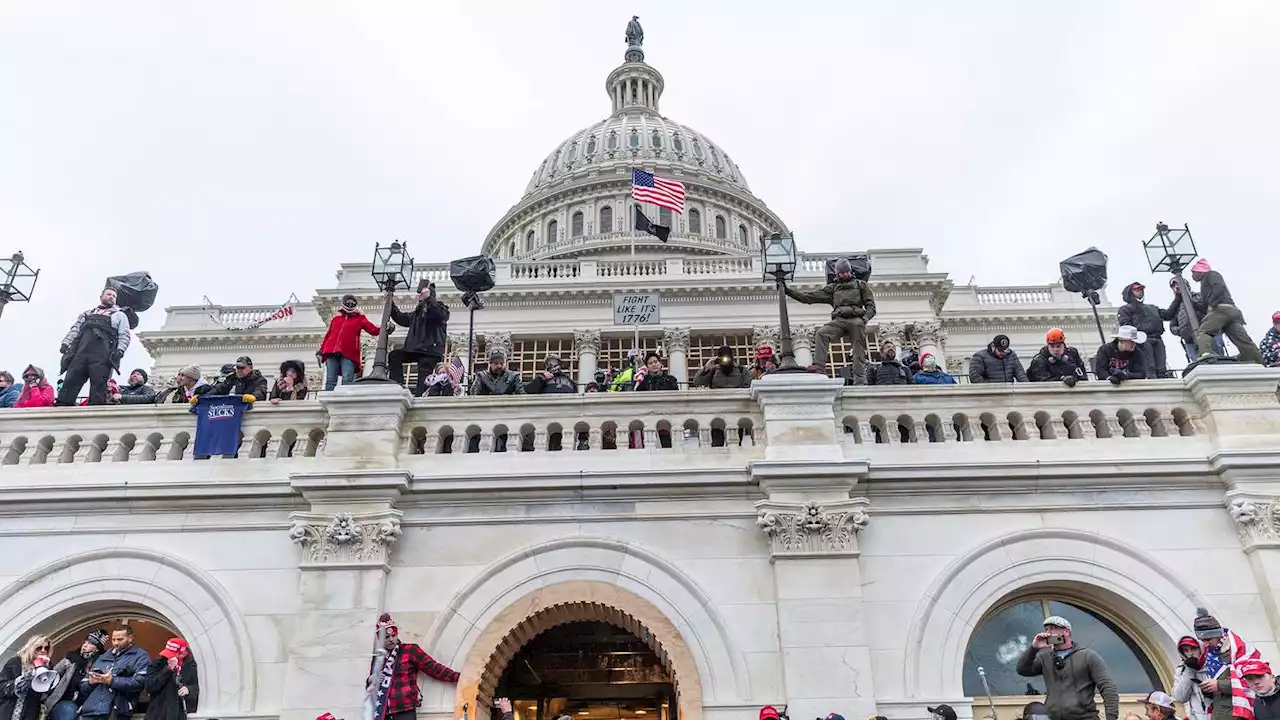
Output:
[1143, 222, 1201, 330]
[356, 241, 414, 383]
[761, 232, 804, 372]
[0, 252, 39, 320]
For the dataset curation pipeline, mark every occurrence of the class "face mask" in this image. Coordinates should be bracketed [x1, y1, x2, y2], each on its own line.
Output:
[343, 301, 357, 310]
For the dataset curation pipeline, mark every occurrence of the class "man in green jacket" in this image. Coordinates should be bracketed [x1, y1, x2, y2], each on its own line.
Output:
[784, 258, 876, 379]
[1017, 616, 1119, 720]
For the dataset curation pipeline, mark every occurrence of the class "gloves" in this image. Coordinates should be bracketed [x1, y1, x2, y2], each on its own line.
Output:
[1063, 376, 1077, 388]
[190, 396, 199, 405]
[111, 350, 124, 366]
[60, 344, 69, 355]
[241, 394, 257, 404]
[1109, 374, 1124, 386]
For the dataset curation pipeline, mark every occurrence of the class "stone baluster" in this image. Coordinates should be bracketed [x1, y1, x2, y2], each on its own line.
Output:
[588, 428, 602, 450]
[699, 427, 713, 449]
[968, 419, 986, 442]
[1023, 418, 1043, 442]
[1103, 415, 1125, 439]
[1049, 416, 1069, 440]
[914, 420, 929, 444]
[942, 421, 958, 442]
[793, 324, 820, 369]
[1157, 412, 1177, 438]
[264, 436, 283, 459]
[1134, 415, 1153, 438]
[643, 428, 657, 450]
[99, 438, 127, 463]
[478, 432, 493, 454]
[1077, 416, 1098, 439]
[857, 421, 875, 445]
[536, 430, 549, 452]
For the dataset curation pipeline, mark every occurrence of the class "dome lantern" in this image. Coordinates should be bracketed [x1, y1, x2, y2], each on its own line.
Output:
[608, 16, 663, 114]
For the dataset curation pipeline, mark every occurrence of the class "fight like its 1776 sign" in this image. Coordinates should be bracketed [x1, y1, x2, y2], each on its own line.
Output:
[613, 293, 660, 325]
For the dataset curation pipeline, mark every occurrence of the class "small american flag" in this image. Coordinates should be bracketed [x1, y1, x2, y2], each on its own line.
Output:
[632, 169, 685, 214]
[447, 356, 466, 394]
[1202, 629, 1262, 720]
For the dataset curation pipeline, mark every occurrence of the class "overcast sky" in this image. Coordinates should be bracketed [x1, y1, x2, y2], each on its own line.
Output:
[2, 1, 1277, 378]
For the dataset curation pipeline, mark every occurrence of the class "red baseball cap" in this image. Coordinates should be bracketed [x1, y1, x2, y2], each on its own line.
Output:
[759, 707, 781, 720]
[757, 346, 775, 359]
[159, 638, 189, 660]
[1240, 659, 1273, 678]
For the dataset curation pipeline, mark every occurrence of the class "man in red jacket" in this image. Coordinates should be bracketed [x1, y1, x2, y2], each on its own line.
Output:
[318, 295, 381, 390]
[367, 613, 458, 720]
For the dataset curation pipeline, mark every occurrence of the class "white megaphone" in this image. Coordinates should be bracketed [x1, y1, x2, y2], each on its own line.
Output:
[30, 655, 57, 693]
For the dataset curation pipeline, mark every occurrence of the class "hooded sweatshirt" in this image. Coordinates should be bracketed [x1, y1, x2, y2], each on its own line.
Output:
[0, 377, 19, 408]
[1017, 643, 1119, 720]
[1118, 284, 1165, 338]
[14, 365, 55, 408]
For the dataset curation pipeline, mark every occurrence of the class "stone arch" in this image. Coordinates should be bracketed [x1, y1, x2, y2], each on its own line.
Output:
[421, 537, 750, 718]
[903, 528, 1207, 701]
[0, 547, 256, 714]
[477, 600, 679, 713]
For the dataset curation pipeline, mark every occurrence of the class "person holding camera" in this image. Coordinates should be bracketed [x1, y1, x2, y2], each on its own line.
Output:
[0, 635, 55, 720]
[692, 345, 751, 389]
[79, 626, 151, 720]
[390, 281, 451, 397]
[525, 356, 578, 394]
[1016, 616, 1118, 720]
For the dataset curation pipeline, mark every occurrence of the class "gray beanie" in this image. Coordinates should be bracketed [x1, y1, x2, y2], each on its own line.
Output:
[177, 365, 202, 381]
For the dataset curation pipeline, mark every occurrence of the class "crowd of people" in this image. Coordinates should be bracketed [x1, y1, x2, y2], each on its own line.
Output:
[2, 262, 1277, 411]
[1, 627, 196, 720]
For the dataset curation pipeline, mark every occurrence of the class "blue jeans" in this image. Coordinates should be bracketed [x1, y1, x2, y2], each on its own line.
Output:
[1182, 334, 1225, 363]
[324, 356, 356, 390]
[50, 701, 80, 720]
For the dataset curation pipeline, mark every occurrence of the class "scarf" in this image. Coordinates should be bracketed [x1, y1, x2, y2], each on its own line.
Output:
[370, 642, 398, 720]
[12, 668, 31, 720]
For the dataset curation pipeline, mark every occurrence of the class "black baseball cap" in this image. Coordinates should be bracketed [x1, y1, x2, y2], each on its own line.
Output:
[929, 705, 958, 720]
[235, 356, 253, 368]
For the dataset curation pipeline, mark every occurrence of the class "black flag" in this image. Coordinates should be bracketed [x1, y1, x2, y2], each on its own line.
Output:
[633, 206, 670, 242]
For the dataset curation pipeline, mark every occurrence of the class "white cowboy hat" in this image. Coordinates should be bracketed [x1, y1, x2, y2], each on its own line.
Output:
[1113, 325, 1147, 344]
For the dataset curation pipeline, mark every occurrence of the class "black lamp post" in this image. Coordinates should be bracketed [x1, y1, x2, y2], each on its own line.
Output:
[0, 252, 39, 321]
[356, 241, 414, 384]
[762, 232, 805, 373]
[1143, 222, 1201, 330]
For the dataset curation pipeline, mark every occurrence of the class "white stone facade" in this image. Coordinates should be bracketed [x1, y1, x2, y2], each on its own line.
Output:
[1, 366, 1279, 720]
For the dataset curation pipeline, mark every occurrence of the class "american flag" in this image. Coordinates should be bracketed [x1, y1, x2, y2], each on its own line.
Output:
[447, 356, 466, 394]
[632, 169, 685, 214]
[1202, 629, 1262, 720]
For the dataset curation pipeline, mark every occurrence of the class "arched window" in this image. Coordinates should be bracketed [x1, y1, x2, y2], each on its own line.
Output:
[607, 132, 619, 150]
[566, 142, 577, 166]
[651, 130, 663, 149]
[688, 208, 702, 235]
[629, 129, 641, 148]
[692, 139, 704, 159]
[715, 215, 727, 239]
[963, 595, 1162, 699]
[599, 205, 614, 233]
[710, 146, 722, 169]
[738, 224, 748, 244]
[508, 241, 516, 257]
[672, 134, 685, 153]
[571, 211, 584, 237]
[586, 136, 598, 155]
[659, 206, 672, 227]
[547, 219, 559, 243]
[524, 230, 536, 252]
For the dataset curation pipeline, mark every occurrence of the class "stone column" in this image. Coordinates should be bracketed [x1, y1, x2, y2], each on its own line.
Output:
[281, 474, 409, 720]
[663, 326, 691, 386]
[750, 373, 878, 719]
[914, 319, 947, 368]
[574, 329, 601, 386]
[792, 324, 820, 369]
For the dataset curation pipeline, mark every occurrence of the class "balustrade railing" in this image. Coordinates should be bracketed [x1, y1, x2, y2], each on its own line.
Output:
[596, 258, 667, 277]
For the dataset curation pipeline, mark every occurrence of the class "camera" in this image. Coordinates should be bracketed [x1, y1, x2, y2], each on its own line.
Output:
[1046, 634, 1065, 645]
[717, 355, 732, 367]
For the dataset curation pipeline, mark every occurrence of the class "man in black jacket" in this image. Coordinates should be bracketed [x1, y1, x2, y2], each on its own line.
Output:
[1094, 326, 1147, 385]
[1161, 278, 1223, 362]
[969, 334, 1029, 383]
[56, 287, 133, 406]
[115, 369, 157, 404]
[635, 351, 680, 391]
[1028, 328, 1088, 387]
[211, 356, 269, 402]
[1190, 259, 1263, 363]
[470, 350, 525, 396]
[1118, 282, 1168, 378]
[865, 342, 912, 385]
[1242, 659, 1280, 720]
[143, 638, 197, 720]
[390, 282, 451, 396]
[525, 356, 578, 394]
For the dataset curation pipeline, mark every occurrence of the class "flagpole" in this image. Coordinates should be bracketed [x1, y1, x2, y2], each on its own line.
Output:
[630, 166, 636, 258]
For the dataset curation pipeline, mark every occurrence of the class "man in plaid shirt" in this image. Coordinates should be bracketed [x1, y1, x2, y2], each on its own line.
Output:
[368, 613, 459, 720]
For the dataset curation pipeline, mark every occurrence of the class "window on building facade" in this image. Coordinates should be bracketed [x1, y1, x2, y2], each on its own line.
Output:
[687, 334, 754, 373]
[738, 224, 748, 245]
[508, 241, 516, 257]
[688, 208, 702, 235]
[599, 205, 613, 233]
[629, 129, 641, 148]
[572, 212, 584, 237]
[715, 215, 727, 239]
[566, 142, 577, 166]
[820, 332, 884, 377]
[962, 596, 1162, 698]
[650, 130, 663, 148]
[508, 338, 578, 379]
[586, 136, 597, 155]
[692, 139, 704, 159]
[599, 336, 663, 376]
[710, 146, 722, 169]
[659, 206, 672, 227]
[547, 219, 558, 243]
[672, 134, 684, 153]
[607, 132, 618, 150]
[525, 230, 536, 252]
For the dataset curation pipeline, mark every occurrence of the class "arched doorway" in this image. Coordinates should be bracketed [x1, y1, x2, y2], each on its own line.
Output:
[962, 585, 1168, 720]
[474, 600, 684, 720]
[3, 600, 183, 662]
